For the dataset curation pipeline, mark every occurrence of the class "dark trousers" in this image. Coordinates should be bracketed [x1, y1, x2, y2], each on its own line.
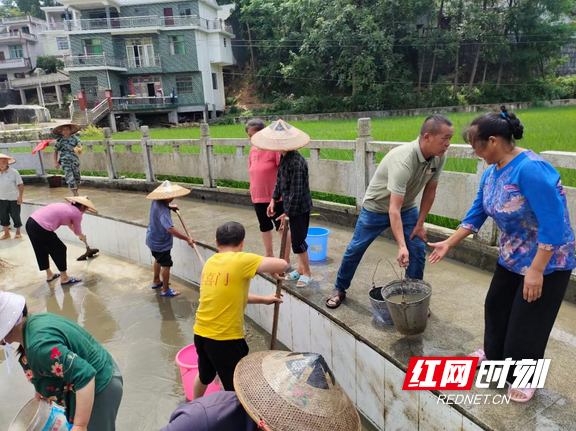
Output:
[26, 218, 67, 272]
[485, 264, 570, 381]
[0, 200, 22, 228]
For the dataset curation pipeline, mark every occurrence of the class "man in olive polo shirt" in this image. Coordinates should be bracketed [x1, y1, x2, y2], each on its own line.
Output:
[327, 115, 453, 308]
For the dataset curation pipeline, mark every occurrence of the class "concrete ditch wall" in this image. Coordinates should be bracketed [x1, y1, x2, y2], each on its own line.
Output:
[17, 201, 487, 431]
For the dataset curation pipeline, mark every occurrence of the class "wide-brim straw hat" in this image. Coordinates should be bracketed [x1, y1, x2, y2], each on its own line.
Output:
[146, 180, 191, 200]
[0, 154, 16, 165]
[0, 291, 26, 341]
[52, 123, 81, 137]
[65, 196, 98, 214]
[234, 351, 361, 431]
[251, 119, 310, 152]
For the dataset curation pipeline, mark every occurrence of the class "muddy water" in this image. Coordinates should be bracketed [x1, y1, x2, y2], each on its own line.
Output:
[0, 239, 276, 430]
[0, 238, 377, 431]
[385, 293, 429, 305]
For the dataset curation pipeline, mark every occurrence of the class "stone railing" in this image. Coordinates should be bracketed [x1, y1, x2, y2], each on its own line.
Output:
[2, 119, 575, 247]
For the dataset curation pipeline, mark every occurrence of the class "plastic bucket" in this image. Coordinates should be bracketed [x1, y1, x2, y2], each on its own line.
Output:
[47, 175, 62, 188]
[306, 227, 330, 261]
[175, 344, 222, 400]
[382, 279, 432, 336]
[9, 398, 71, 431]
[368, 286, 394, 325]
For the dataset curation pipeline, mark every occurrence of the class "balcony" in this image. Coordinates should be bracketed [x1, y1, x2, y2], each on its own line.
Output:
[64, 54, 127, 71]
[0, 57, 32, 70]
[66, 15, 233, 34]
[0, 31, 37, 42]
[126, 54, 161, 69]
[41, 22, 69, 32]
[1, 16, 44, 25]
[111, 96, 178, 112]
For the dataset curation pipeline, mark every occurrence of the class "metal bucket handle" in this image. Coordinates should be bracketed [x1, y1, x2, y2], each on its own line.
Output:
[371, 258, 404, 289]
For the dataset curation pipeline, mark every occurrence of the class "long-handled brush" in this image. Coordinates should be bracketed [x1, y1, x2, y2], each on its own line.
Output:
[175, 210, 205, 265]
[270, 216, 290, 350]
[77, 237, 99, 261]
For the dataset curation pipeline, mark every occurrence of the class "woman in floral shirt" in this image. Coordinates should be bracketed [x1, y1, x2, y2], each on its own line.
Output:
[0, 291, 123, 430]
[429, 107, 575, 403]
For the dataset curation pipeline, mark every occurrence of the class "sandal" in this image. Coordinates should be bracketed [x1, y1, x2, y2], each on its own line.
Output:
[469, 349, 487, 368]
[296, 275, 312, 288]
[509, 387, 536, 403]
[151, 281, 163, 290]
[284, 270, 301, 281]
[326, 289, 346, 309]
[46, 273, 61, 283]
[61, 277, 82, 286]
[159, 289, 181, 297]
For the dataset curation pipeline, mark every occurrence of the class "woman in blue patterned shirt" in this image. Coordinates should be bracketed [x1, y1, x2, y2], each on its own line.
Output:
[429, 107, 575, 403]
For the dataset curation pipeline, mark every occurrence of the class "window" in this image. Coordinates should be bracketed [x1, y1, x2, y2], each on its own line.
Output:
[223, 38, 226, 47]
[169, 35, 185, 55]
[14, 72, 25, 78]
[21, 26, 30, 34]
[179, 4, 192, 16]
[83, 38, 102, 55]
[79, 76, 98, 95]
[212, 73, 218, 90]
[56, 37, 69, 51]
[134, 7, 149, 16]
[176, 74, 193, 94]
[9, 45, 23, 58]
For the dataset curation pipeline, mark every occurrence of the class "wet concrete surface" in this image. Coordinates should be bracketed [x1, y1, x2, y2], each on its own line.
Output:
[6, 184, 576, 430]
[0, 239, 278, 430]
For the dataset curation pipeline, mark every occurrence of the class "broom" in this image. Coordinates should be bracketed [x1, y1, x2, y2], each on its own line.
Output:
[77, 237, 99, 261]
[270, 216, 290, 350]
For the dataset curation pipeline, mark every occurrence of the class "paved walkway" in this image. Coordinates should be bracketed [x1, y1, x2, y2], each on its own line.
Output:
[14, 184, 576, 430]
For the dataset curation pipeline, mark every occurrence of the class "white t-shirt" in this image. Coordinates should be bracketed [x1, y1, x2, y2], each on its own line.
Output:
[0, 167, 23, 201]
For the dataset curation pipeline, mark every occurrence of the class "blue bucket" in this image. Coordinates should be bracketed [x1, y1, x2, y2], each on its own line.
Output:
[306, 227, 331, 261]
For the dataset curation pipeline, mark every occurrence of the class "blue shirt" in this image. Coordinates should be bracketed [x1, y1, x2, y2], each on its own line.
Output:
[461, 151, 575, 275]
[146, 200, 174, 252]
[159, 392, 257, 431]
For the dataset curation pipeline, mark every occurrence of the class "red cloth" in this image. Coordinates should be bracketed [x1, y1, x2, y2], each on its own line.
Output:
[32, 139, 55, 154]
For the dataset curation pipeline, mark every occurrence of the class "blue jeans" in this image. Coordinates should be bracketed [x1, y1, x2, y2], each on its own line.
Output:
[335, 207, 427, 291]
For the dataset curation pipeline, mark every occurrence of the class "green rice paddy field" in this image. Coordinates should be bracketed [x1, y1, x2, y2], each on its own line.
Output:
[12, 105, 576, 228]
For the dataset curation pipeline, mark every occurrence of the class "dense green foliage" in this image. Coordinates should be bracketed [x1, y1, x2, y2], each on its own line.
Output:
[2, 0, 55, 19]
[231, 0, 576, 112]
[36, 56, 65, 74]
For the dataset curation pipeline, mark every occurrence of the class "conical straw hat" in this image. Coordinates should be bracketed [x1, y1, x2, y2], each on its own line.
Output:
[0, 153, 16, 165]
[65, 196, 98, 214]
[146, 180, 191, 200]
[234, 351, 361, 431]
[251, 119, 310, 152]
[52, 123, 81, 137]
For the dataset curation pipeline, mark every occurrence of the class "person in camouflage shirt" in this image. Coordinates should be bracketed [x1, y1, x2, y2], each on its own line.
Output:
[53, 123, 82, 196]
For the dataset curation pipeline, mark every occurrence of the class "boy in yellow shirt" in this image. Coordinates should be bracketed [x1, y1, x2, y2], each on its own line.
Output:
[193, 221, 287, 398]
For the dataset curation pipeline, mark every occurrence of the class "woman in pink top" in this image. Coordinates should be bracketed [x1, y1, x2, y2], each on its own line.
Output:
[26, 196, 97, 285]
[247, 119, 291, 267]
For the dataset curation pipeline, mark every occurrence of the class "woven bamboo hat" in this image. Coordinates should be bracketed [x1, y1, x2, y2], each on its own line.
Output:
[146, 180, 191, 200]
[234, 351, 361, 431]
[0, 154, 16, 165]
[52, 123, 81, 137]
[65, 196, 98, 214]
[251, 119, 310, 152]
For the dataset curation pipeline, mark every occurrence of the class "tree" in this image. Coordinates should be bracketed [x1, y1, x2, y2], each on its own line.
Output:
[36, 56, 64, 74]
[2, 0, 56, 19]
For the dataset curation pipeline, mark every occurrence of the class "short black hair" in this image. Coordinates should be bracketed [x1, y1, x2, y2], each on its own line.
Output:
[245, 119, 266, 133]
[216, 222, 246, 246]
[463, 105, 523, 150]
[420, 114, 453, 136]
